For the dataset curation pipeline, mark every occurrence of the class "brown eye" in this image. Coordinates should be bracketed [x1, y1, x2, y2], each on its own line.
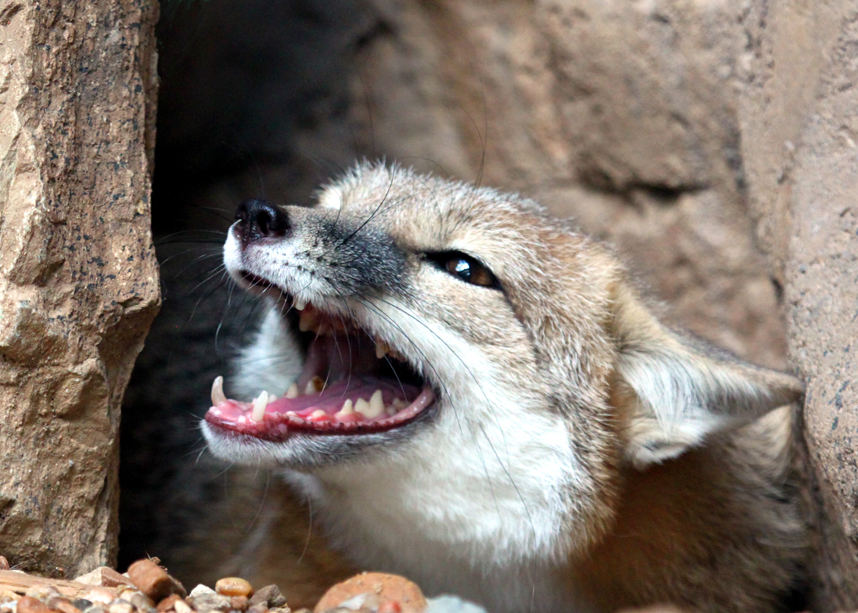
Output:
[427, 251, 500, 289]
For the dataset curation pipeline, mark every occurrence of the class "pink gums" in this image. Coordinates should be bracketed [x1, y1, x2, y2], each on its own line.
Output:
[205, 378, 435, 441]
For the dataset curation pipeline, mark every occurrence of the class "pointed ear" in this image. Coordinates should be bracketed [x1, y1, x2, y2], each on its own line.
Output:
[609, 283, 804, 468]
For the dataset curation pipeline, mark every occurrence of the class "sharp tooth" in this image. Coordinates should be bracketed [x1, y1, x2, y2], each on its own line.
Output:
[355, 398, 371, 416]
[294, 298, 307, 311]
[336, 399, 354, 416]
[305, 376, 324, 395]
[385, 405, 397, 416]
[375, 341, 389, 360]
[392, 398, 406, 409]
[310, 409, 326, 418]
[251, 391, 269, 422]
[359, 390, 384, 419]
[286, 383, 299, 399]
[211, 376, 227, 406]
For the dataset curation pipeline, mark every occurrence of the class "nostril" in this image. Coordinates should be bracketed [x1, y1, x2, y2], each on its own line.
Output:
[235, 198, 291, 244]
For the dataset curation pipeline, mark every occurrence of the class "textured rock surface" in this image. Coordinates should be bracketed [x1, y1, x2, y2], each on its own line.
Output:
[0, 0, 159, 575]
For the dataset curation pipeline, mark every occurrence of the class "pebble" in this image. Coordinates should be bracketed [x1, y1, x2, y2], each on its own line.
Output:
[25, 589, 61, 602]
[127, 561, 185, 602]
[314, 574, 426, 613]
[46, 597, 82, 613]
[214, 578, 253, 599]
[248, 586, 286, 609]
[71, 601, 93, 611]
[108, 602, 134, 613]
[185, 594, 231, 613]
[188, 586, 215, 599]
[155, 596, 182, 613]
[17, 598, 53, 613]
[171, 600, 192, 613]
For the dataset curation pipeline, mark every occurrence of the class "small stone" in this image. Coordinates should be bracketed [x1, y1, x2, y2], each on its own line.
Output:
[127, 560, 186, 602]
[109, 602, 135, 613]
[269, 609, 293, 613]
[172, 600, 193, 613]
[0, 557, 9, 570]
[248, 586, 286, 609]
[17, 598, 53, 613]
[83, 607, 107, 613]
[314, 574, 426, 613]
[229, 597, 248, 611]
[128, 593, 155, 611]
[76, 568, 130, 589]
[214, 579, 253, 599]
[24, 587, 61, 601]
[156, 595, 182, 613]
[80, 589, 116, 605]
[188, 587, 215, 599]
[47, 597, 82, 613]
[72, 600, 93, 611]
[185, 595, 231, 613]
[246, 605, 268, 613]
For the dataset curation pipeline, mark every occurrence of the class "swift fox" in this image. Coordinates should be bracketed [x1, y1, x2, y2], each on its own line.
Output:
[202, 163, 807, 613]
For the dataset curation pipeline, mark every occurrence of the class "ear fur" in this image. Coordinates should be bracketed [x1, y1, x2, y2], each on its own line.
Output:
[609, 283, 804, 468]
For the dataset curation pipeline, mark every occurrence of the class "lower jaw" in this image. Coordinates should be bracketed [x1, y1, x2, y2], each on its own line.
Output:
[204, 385, 436, 442]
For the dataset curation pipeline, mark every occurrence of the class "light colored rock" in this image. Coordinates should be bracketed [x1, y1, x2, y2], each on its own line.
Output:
[0, 0, 159, 576]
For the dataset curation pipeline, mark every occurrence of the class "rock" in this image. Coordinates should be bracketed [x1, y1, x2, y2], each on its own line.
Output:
[127, 561, 186, 602]
[75, 568, 131, 589]
[188, 587, 215, 599]
[185, 594, 232, 613]
[249, 586, 286, 609]
[156, 596, 183, 613]
[215, 578, 253, 599]
[0, 0, 160, 576]
[314, 574, 426, 613]
[16, 599, 53, 613]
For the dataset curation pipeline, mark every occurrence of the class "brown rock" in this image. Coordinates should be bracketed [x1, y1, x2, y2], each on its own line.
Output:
[214, 578, 253, 599]
[156, 595, 183, 613]
[314, 573, 425, 613]
[75, 568, 130, 589]
[47, 598, 83, 613]
[127, 560, 186, 602]
[0, 0, 160, 576]
[17, 597, 54, 613]
[249, 586, 286, 609]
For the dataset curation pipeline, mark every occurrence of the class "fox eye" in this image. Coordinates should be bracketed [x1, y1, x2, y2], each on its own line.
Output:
[426, 251, 500, 289]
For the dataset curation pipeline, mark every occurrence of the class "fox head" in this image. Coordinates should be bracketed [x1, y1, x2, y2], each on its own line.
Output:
[202, 163, 803, 604]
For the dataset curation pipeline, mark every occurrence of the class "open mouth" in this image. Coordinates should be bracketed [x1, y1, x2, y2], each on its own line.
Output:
[204, 272, 436, 441]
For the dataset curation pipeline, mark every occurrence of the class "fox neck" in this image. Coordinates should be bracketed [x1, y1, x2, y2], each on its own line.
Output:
[282, 393, 591, 612]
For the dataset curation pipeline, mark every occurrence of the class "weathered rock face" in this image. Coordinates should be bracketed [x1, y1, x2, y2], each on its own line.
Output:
[0, 0, 159, 575]
[740, 3, 858, 607]
[129, 0, 858, 607]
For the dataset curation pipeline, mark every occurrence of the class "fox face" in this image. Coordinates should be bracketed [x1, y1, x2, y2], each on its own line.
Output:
[202, 163, 806, 613]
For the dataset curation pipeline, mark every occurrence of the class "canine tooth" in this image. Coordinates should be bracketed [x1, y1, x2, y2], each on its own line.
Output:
[375, 341, 389, 359]
[385, 406, 397, 416]
[392, 398, 406, 409]
[310, 409, 326, 418]
[211, 376, 227, 406]
[286, 383, 299, 399]
[251, 391, 269, 422]
[294, 298, 307, 311]
[355, 398, 371, 416]
[337, 399, 354, 416]
[305, 376, 324, 395]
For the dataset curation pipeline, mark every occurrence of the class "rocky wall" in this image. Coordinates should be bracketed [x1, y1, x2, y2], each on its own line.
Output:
[0, 0, 160, 576]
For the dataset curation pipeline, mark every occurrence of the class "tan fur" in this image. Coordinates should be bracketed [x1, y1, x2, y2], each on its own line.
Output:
[204, 163, 808, 612]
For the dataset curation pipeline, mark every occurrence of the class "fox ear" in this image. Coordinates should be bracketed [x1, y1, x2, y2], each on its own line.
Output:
[610, 283, 804, 468]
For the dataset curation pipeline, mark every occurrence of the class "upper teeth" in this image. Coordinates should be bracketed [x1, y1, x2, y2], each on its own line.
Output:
[294, 298, 307, 311]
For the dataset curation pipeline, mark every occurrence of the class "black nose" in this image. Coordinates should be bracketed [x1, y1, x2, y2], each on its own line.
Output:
[234, 198, 291, 244]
